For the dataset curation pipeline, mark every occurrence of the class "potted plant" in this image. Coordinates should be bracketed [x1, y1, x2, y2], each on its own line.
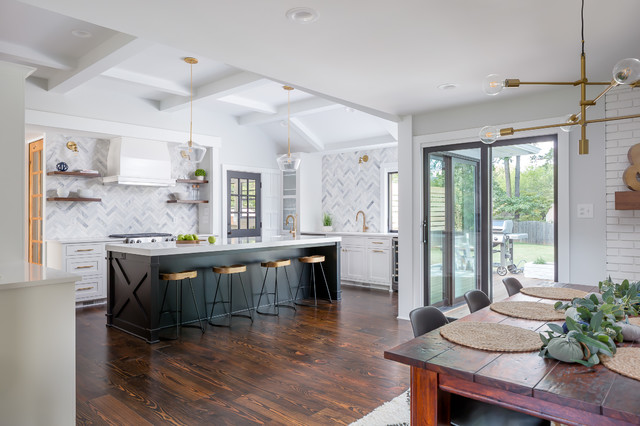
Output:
[322, 212, 333, 232]
[194, 169, 206, 181]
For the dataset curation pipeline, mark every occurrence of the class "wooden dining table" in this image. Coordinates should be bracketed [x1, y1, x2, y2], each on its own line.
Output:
[384, 283, 640, 425]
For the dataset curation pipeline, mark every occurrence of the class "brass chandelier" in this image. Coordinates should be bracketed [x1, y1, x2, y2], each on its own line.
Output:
[479, 0, 640, 155]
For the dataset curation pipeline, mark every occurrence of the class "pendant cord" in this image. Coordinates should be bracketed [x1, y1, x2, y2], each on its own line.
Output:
[189, 62, 193, 147]
[287, 88, 291, 158]
[581, 0, 585, 56]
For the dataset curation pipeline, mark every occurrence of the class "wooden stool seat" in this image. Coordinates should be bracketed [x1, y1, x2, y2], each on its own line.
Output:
[299, 255, 325, 264]
[212, 264, 247, 274]
[260, 259, 291, 268]
[160, 270, 197, 281]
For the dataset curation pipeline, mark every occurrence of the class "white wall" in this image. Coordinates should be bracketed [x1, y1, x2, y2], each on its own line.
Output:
[0, 61, 34, 263]
[299, 153, 323, 233]
[400, 87, 608, 319]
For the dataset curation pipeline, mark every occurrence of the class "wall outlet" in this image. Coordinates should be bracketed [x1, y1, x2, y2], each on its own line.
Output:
[577, 203, 593, 219]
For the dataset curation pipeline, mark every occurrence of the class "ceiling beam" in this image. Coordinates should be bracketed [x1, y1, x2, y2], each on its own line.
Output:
[377, 118, 399, 141]
[238, 97, 342, 126]
[159, 72, 268, 112]
[101, 67, 190, 96]
[216, 94, 277, 114]
[0, 40, 73, 70]
[47, 33, 153, 93]
[289, 117, 324, 151]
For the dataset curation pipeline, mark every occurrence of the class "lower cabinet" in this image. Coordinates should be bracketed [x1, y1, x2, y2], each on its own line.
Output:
[46, 239, 123, 305]
[340, 235, 393, 292]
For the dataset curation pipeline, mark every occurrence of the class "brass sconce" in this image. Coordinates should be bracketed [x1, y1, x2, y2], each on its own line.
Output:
[66, 141, 78, 152]
[358, 154, 368, 165]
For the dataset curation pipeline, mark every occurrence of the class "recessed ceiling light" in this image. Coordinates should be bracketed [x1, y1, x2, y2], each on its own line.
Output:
[286, 7, 318, 24]
[71, 29, 92, 38]
[438, 83, 458, 90]
[344, 107, 356, 113]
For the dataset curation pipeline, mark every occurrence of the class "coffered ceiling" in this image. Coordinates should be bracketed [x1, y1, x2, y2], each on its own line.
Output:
[4, 0, 640, 152]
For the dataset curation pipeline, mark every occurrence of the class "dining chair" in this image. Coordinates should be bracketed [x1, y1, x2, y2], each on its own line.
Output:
[502, 277, 523, 297]
[464, 289, 491, 313]
[409, 306, 449, 337]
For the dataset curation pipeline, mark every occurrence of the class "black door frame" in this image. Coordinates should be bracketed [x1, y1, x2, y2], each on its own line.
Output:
[227, 170, 262, 238]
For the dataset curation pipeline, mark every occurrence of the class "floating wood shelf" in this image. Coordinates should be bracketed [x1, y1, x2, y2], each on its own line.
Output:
[176, 179, 208, 184]
[615, 191, 640, 210]
[167, 200, 209, 204]
[47, 197, 101, 202]
[47, 171, 101, 178]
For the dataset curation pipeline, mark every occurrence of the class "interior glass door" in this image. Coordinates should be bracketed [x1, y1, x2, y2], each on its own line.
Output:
[425, 149, 481, 306]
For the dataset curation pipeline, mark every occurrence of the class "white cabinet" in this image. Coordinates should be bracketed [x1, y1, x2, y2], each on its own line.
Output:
[338, 235, 393, 291]
[46, 239, 122, 305]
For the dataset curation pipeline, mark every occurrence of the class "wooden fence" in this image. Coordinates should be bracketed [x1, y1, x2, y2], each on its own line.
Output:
[513, 221, 554, 245]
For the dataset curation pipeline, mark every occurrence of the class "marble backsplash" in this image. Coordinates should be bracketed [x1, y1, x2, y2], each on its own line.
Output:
[45, 134, 199, 239]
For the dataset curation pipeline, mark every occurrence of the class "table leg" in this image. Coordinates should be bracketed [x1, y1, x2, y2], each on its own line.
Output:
[411, 367, 450, 426]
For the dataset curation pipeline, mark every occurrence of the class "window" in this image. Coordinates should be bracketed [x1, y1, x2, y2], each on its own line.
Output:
[227, 171, 261, 237]
[388, 171, 398, 233]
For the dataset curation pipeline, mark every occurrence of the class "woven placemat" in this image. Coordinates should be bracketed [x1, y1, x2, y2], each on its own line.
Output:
[629, 317, 640, 327]
[490, 301, 566, 321]
[439, 321, 542, 352]
[520, 287, 588, 301]
[601, 347, 640, 381]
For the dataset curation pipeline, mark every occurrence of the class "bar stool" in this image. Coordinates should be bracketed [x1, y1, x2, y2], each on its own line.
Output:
[208, 264, 254, 327]
[295, 255, 332, 307]
[257, 259, 296, 316]
[158, 270, 206, 339]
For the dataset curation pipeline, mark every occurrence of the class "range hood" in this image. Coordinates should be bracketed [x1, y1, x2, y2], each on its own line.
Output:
[103, 137, 176, 186]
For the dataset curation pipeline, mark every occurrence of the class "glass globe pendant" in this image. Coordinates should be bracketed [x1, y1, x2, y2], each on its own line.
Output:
[177, 57, 206, 163]
[277, 85, 301, 171]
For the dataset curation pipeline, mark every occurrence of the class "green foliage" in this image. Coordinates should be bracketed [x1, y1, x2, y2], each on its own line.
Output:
[194, 168, 206, 177]
[533, 256, 546, 265]
[598, 278, 640, 317]
[322, 212, 332, 226]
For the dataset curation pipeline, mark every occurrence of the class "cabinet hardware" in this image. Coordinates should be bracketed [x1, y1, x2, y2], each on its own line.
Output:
[372, 242, 384, 244]
[76, 249, 94, 252]
[75, 265, 93, 269]
[372, 250, 384, 253]
[76, 287, 93, 291]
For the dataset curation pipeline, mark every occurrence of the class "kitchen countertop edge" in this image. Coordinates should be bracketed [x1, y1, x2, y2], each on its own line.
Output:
[0, 262, 81, 290]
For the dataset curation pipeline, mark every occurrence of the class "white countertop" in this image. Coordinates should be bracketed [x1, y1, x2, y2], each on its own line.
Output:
[106, 235, 342, 256]
[0, 262, 80, 290]
[303, 231, 397, 238]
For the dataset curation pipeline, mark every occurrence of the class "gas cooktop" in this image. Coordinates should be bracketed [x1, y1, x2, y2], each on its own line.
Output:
[109, 233, 175, 244]
[108, 233, 172, 238]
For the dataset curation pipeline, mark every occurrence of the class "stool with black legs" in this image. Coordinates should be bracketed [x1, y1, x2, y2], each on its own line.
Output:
[208, 264, 254, 327]
[158, 270, 206, 339]
[257, 259, 296, 315]
[294, 255, 332, 307]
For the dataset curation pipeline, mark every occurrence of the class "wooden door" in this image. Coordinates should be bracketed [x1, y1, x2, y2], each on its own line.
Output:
[29, 139, 43, 264]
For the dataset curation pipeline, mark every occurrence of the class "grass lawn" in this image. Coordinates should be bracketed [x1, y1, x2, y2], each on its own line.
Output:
[494, 242, 554, 266]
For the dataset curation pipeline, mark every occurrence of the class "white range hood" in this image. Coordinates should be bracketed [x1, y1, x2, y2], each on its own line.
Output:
[103, 137, 176, 186]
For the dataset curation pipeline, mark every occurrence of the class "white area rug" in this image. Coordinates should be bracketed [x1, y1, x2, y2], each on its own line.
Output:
[349, 390, 409, 426]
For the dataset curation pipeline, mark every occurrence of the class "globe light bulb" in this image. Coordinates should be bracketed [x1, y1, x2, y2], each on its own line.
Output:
[560, 114, 579, 132]
[613, 58, 640, 85]
[479, 126, 499, 144]
[482, 74, 505, 95]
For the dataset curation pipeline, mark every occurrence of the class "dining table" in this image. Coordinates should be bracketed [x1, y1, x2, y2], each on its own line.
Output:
[384, 283, 640, 425]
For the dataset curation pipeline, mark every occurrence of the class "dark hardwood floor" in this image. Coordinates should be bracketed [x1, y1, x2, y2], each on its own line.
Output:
[76, 286, 413, 425]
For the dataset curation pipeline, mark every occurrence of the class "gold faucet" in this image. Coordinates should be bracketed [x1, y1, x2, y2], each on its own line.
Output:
[356, 210, 369, 232]
[286, 214, 297, 238]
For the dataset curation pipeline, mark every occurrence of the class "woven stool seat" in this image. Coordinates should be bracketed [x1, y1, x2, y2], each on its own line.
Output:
[212, 264, 247, 274]
[160, 270, 197, 281]
[260, 259, 291, 268]
[299, 255, 325, 264]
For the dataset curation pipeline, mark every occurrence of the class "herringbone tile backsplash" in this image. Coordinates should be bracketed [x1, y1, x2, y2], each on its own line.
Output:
[322, 147, 397, 233]
[45, 134, 199, 239]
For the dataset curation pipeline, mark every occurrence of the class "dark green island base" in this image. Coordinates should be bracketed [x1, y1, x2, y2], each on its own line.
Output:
[106, 237, 341, 343]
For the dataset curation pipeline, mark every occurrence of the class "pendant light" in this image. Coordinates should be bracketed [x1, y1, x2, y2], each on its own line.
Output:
[478, 0, 640, 155]
[177, 57, 207, 163]
[276, 85, 301, 171]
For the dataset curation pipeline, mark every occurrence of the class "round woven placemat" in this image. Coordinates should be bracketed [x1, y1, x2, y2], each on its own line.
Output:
[601, 347, 640, 381]
[520, 287, 587, 301]
[490, 301, 566, 321]
[439, 321, 542, 352]
[629, 317, 640, 327]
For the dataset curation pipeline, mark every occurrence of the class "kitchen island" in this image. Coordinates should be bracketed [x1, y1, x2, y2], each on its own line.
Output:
[106, 235, 341, 342]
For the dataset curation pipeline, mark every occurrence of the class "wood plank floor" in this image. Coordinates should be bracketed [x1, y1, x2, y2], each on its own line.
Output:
[76, 286, 413, 425]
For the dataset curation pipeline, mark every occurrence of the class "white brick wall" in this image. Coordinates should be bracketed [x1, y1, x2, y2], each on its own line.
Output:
[605, 86, 640, 281]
